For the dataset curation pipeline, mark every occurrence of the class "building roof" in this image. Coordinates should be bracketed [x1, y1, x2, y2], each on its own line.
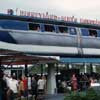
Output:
[0, 49, 58, 65]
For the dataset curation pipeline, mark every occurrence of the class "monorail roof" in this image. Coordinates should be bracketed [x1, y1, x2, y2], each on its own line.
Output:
[0, 13, 100, 29]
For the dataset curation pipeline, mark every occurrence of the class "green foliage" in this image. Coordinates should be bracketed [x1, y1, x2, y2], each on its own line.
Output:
[64, 92, 81, 100]
[64, 88, 100, 100]
[70, 95, 81, 100]
[86, 88, 98, 100]
[64, 95, 70, 100]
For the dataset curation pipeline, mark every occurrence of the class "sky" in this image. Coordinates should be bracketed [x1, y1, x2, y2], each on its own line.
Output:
[0, 0, 100, 20]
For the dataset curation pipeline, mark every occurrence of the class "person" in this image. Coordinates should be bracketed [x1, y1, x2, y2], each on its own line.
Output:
[5, 74, 13, 100]
[37, 26, 40, 31]
[31, 76, 37, 100]
[42, 75, 47, 94]
[71, 74, 78, 91]
[61, 80, 67, 93]
[7, 75, 18, 100]
[37, 76, 46, 95]
[89, 77, 95, 87]
[0, 69, 7, 100]
[18, 77, 24, 100]
[90, 32, 97, 37]
[22, 75, 28, 98]
[28, 76, 31, 94]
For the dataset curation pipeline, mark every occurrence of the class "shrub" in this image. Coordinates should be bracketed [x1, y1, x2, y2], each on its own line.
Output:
[85, 88, 100, 100]
[64, 88, 100, 100]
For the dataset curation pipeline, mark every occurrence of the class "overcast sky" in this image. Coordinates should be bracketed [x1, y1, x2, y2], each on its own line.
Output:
[0, 0, 100, 20]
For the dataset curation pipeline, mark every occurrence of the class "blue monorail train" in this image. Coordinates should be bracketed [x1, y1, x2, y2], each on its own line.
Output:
[0, 14, 100, 57]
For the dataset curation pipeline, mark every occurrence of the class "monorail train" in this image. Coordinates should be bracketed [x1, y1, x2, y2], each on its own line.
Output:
[0, 14, 100, 57]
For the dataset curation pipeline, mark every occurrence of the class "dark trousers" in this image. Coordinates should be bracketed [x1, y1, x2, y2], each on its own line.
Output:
[32, 89, 37, 100]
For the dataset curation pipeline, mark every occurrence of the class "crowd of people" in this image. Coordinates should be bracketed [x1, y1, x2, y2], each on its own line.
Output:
[0, 69, 47, 100]
[57, 73, 100, 93]
[0, 68, 100, 100]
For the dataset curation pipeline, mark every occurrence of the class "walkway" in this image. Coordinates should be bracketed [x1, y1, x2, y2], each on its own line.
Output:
[15, 94, 65, 100]
[44, 94, 64, 100]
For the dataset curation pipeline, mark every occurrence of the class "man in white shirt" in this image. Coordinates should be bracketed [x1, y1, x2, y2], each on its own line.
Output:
[8, 75, 18, 100]
[37, 76, 46, 95]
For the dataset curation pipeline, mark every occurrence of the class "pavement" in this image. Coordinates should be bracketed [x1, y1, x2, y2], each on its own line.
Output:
[44, 94, 65, 100]
[15, 94, 65, 100]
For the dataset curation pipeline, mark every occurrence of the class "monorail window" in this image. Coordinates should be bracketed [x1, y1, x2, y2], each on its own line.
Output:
[29, 23, 40, 31]
[81, 28, 89, 36]
[68, 27, 76, 35]
[89, 29, 97, 37]
[97, 30, 100, 37]
[44, 25, 55, 32]
[58, 26, 68, 33]
[81, 28, 97, 37]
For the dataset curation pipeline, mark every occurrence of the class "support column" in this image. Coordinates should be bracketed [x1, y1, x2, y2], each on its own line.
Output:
[47, 64, 57, 94]
[56, 64, 59, 75]
[40, 64, 43, 76]
[84, 63, 87, 73]
[90, 63, 93, 74]
[0, 60, 1, 68]
[25, 64, 28, 77]
[92, 64, 96, 73]
[69, 63, 72, 69]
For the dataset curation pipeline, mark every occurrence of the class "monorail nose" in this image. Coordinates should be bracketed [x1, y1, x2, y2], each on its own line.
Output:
[0, 30, 16, 43]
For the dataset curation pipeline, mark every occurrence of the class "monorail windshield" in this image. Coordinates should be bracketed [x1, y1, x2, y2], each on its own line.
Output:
[0, 20, 28, 30]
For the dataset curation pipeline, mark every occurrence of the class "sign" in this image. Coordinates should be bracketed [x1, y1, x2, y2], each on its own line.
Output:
[7, 8, 100, 25]
[7, 9, 14, 15]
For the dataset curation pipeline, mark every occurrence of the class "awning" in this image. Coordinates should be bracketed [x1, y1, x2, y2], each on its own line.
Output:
[60, 57, 100, 63]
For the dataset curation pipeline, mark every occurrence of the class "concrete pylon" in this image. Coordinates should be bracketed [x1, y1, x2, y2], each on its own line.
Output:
[69, 64, 72, 69]
[84, 63, 87, 73]
[25, 64, 28, 77]
[47, 64, 57, 94]
[92, 64, 96, 73]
